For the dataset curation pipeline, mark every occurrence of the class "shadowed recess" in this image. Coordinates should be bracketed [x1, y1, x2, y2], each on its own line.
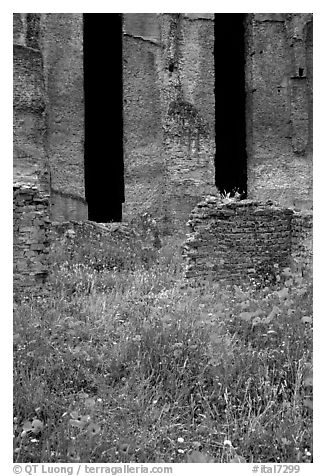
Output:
[214, 13, 247, 197]
[83, 13, 124, 222]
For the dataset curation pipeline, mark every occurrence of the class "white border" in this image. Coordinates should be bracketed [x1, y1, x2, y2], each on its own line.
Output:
[2, 4, 325, 473]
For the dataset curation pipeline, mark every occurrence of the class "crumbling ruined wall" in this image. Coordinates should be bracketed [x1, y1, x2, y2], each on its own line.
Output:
[13, 185, 50, 294]
[161, 13, 216, 225]
[13, 13, 313, 293]
[246, 13, 313, 208]
[41, 13, 87, 220]
[13, 14, 51, 296]
[291, 212, 313, 272]
[123, 13, 215, 227]
[184, 197, 312, 282]
[123, 14, 165, 222]
[13, 13, 48, 191]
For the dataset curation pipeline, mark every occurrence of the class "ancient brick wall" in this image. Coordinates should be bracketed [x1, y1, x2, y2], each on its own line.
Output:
[14, 13, 312, 225]
[123, 13, 215, 227]
[161, 13, 216, 225]
[13, 15, 52, 295]
[13, 13, 48, 191]
[13, 185, 50, 295]
[123, 14, 165, 222]
[50, 191, 88, 222]
[184, 197, 312, 282]
[40, 13, 85, 204]
[245, 13, 313, 208]
[38, 13, 213, 226]
[291, 212, 313, 272]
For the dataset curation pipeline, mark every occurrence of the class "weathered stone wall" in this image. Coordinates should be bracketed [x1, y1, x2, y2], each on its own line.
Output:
[123, 14, 165, 222]
[13, 13, 48, 191]
[41, 13, 85, 202]
[161, 14, 216, 226]
[13, 185, 50, 295]
[123, 13, 313, 223]
[13, 13, 313, 293]
[183, 197, 312, 282]
[123, 13, 215, 227]
[50, 191, 88, 222]
[13, 14, 51, 295]
[291, 212, 313, 272]
[245, 13, 313, 208]
[14, 13, 312, 224]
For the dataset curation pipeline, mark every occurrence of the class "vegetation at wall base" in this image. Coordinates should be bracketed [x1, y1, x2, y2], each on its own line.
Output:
[13, 223, 312, 463]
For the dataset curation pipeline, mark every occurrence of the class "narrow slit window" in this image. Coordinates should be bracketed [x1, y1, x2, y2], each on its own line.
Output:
[214, 13, 247, 197]
[83, 13, 124, 222]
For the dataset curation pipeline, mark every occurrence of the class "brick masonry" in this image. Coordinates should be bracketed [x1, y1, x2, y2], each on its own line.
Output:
[123, 13, 215, 227]
[41, 13, 85, 201]
[13, 184, 51, 294]
[13, 13, 313, 222]
[13, 14, 49, 193]
[246, 14, 313, 208]
[291, 212, 313, 271]
[13, 13, 313, 292]
[183, 197, 312, 282]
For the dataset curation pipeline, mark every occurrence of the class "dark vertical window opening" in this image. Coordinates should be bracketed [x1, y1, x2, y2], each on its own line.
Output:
[214, 14, 247, 197]
[83, 13, 124, 222]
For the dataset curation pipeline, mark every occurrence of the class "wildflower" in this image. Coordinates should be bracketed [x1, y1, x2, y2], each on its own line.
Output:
[224, 440, 232, 447]
[239, 311, 254, 321]
[281, 438, 291, 445]
[65, 229, 76, 239]
[67, 447, 80, 462]
[301, 316, 312, 324]
[177, 437, 184, 443]
[177, 449, 184, 454]
[69, 419, 85, 429]
[78, 391, 89, 399]
[282, 267, 292, 277]
[252, 316, 261, 326]
[85, 397, 96, 408]
[265, 306, 280, 323]
[119, 442, 130, 453]
[31, 419, 43, 435]
[174, 349, 182, 358]
[69, 415, 90, 429]
[70, 411, 79, 419]
[87, 423, 101, 436]
[276, 287, 289, 299]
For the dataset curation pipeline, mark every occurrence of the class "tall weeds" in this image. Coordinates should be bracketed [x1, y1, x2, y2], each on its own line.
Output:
[13, 227, 312, 463]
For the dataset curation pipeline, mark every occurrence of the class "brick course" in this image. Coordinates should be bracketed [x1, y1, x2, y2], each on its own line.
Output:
[183, 197, 312, 282]
[13, 184, 50, 295]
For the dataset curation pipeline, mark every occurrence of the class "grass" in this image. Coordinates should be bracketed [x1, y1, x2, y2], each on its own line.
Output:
[13, 222, 313, 463]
